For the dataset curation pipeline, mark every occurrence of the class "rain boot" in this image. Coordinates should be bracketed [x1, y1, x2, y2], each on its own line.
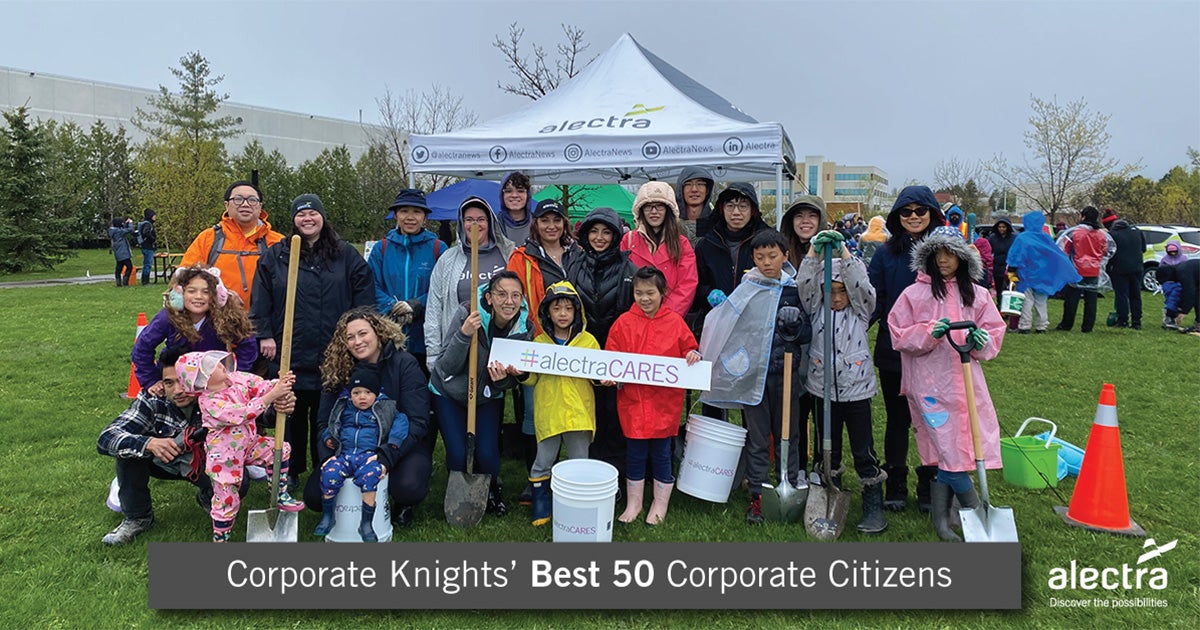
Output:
[212, 519, 234, 543]
[530, 476, 551, 527]
[930, 482, 962, 542]
[618, 479, 644, 523]
[486, 479, 507, 517]
[645, 481, 673, 525]
[359, 502, 377, 543]
[276, 471, 304, 512]
[915, 465, 937, 514]
[950, 486, 980, 530]
[313, 496, 337, 537]
[883, 465, 908, 512]
[856, 481, 888, 534]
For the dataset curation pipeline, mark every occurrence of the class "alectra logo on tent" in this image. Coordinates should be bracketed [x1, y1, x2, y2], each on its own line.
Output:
[538, 104, 663, 134]
[1047, 539, 1176, 591]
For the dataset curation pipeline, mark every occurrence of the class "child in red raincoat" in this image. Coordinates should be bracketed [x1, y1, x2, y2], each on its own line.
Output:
[605, 266, 701, 525]
[888, 227, 1006, 542]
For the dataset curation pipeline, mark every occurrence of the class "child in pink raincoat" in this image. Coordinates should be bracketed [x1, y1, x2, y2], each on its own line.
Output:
[887, 227, 1006, 542]
[176, 350, 301, 542]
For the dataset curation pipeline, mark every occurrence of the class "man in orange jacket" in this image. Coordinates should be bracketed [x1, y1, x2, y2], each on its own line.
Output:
[181, 180, 284, 307]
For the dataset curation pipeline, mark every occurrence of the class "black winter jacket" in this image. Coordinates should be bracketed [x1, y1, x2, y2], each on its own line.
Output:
[1107, 220, 1147, 275]
[250, 239, 373, 390]
[565, 207, 637, 347]
[692, 196, 769, 336]
[316, 342, 432, 471]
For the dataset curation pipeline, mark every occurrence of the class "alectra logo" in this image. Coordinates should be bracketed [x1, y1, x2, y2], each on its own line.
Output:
[538, 103, 664, 134]
[1047, 539, 1176, 591]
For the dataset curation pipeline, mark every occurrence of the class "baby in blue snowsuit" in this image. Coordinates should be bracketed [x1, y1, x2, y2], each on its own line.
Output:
[313, 364, 407, 542]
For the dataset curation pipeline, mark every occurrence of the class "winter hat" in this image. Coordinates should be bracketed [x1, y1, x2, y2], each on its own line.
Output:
[1101, 208, 1119, 227]
[387, 188, 431, 217]
[175, 350, 235, 393]
[786, 195, 825, 217]
[143, 208, 156, 222]
[533, 199, 566, 219]
[291, 193, 326, 220]
[348, 363, 381, 395]
[632, 181, 680, 219]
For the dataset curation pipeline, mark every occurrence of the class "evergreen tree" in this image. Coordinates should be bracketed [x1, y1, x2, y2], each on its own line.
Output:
[132, 51, 242, 142]
[0, 107, 74, 272]
[230, 140, 297, 221]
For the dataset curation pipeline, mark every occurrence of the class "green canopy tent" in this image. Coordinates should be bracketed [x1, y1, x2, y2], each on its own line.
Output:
[534, 184, 636, 231]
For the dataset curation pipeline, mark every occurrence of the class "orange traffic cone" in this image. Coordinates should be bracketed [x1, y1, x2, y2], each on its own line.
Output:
[1053, 383, 1145, 536]
[121, 312, 149, 399]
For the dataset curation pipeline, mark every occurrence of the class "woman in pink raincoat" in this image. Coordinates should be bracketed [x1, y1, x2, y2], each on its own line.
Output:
[888, 227, 1006, 542]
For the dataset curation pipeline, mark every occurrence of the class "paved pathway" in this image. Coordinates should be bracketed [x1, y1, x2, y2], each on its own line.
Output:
[0, 275, 114, 289]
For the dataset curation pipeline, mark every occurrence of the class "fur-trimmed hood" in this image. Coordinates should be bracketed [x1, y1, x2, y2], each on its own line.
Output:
[910, 230, 983, 280]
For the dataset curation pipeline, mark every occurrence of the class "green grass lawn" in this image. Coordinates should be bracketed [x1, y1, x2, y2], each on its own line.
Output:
[0, 282, 1196, 628]
[0, 248, 119, 281]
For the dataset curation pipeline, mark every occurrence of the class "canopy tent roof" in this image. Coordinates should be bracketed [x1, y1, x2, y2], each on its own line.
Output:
[533, 185, 636, 229]
[409, 33, 795, 185]
[386, 179, 500, 222]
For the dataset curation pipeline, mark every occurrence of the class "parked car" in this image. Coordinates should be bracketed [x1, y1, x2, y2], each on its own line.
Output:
[1136, 225, 1200, 292]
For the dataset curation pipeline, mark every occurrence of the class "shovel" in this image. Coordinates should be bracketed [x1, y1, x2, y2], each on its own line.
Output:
[945, 320, 1019, 543]
[761, 352, 807, 522]
[805, 241, 850, 540]
[444, 224, 490, 527]
[945, 319, 1022, 540]
[247, 235, 302, 543]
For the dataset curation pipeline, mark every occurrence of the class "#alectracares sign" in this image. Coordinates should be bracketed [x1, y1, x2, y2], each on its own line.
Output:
[489, 339, 712, 391]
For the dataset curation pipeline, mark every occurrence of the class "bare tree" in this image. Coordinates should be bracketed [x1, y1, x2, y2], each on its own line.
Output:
[985, 95, 1139, 225]
[933, 157, 984, 192]
[370, 84, 477, 191]
[494, 22, 592, 100]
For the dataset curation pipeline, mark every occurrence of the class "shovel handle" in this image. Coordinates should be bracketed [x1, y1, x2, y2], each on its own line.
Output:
[944, 320, 977, 362]
[780, 352, 792, 441]
[465, 225, 479, 474]
[275, 236, 301, 438]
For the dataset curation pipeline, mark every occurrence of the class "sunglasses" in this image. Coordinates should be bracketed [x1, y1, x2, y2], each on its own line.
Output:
[899, 207, 929, 218]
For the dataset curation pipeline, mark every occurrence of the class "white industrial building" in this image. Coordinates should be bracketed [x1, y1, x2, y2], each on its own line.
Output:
[0, 65, 381, 164]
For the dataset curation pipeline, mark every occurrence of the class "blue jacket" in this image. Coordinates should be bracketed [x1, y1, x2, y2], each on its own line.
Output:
[110, 225, 134, 261]
[367, 228, 446, 355]
[320, 393, 407, 457]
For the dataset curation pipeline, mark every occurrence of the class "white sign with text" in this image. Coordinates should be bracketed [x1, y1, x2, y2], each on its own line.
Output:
[489, 339, 712, 391]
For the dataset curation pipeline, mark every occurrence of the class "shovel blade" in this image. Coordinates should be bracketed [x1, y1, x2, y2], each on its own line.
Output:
[444, 471, 490, 528]
[961, 504, 1019, 543]
[246, 508, 298, 543]
[804, 483, 850, 541]
[760, 483, 782, 522]
[780, 480, 809, 524]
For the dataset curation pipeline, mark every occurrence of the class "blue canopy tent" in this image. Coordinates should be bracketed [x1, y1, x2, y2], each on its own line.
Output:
[386, 179, 500, 221]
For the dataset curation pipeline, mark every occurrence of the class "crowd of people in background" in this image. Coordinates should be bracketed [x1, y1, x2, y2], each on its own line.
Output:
[98, 172, 1199, 546]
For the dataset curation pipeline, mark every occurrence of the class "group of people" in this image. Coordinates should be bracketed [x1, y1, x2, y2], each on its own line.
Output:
[96, 169, 1188, 547]
[107, 209, 158, 287]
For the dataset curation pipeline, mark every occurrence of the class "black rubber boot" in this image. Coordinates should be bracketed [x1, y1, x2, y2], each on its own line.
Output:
[856, 482, 888, 534]
[883, 465, 908, 512]
[392, 504, 414, 527]
[915, 466, 937, 513]
[358, 502, 377, 543]
[313, 496, 336, 537]
[486, 480, 507, 517]
[931, 482, 962, 542]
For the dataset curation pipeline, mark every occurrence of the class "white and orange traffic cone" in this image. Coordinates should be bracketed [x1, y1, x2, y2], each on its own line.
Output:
[121, 312, 149, 399]
[1053, 383, 1145, 536]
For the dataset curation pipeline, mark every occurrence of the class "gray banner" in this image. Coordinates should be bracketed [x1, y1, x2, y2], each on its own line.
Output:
[149, 542, 1021, 609]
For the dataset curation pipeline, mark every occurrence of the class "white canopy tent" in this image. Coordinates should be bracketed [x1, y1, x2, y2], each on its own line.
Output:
[409, 33, 795, 214]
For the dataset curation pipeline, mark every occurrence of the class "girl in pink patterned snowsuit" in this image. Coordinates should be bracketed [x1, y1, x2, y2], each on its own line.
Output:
[888, 228, 1006, 542]
[176, 350, 301, 542]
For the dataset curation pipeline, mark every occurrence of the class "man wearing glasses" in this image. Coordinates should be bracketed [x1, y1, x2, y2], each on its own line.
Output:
[180, 180, 284, 307]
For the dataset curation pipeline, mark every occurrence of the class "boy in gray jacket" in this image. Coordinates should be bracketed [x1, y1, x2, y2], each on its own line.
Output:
[797, 230, 887, 534]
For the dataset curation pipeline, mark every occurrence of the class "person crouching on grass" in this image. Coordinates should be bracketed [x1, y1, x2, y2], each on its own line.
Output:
[797, 229, 887, 534]
[604, 266, 701, 525]
[313, 363, 406, 542]
[176, 351, 301, 542]
[887, 227, 1006, 542]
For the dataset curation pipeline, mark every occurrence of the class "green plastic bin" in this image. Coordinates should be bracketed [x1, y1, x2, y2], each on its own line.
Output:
[1000, 418, 1062, 489]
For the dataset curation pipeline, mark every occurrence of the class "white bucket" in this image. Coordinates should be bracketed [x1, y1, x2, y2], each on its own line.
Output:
[999, 290, 1025, 317]
[678, 414, 747, 503]
[550, 459, 618, 543]
[326, 474, 393, 543]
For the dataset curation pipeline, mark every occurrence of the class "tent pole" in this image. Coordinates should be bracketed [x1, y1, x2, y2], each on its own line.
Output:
[408, 170, 415, 189]
[775, 163, 784, 230]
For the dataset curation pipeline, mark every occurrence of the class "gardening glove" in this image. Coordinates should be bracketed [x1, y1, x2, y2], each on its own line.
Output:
[813, 229, 845, 254]
[1007, 270, 1019, 287]
[707, 289, 728, 308]
[967, 327, 991, 351]
[389, 299, 414, 327]
[929, 318, 951, 339]
[777, 306, 801, 328]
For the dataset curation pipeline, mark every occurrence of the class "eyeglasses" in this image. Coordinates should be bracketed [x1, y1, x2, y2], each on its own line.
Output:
[899, 207, 929, 218]
[642, 203, 668, 212]
[489, 290, 523, 304]
[228, 196, 262, 207]
[724, 202, 752, 213]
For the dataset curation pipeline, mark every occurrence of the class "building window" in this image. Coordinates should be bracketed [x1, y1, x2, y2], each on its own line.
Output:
[808, 166, 818, 195]
[834, 173, 868, 181]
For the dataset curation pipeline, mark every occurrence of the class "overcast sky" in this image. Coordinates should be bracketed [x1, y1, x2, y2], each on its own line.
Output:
[4, 0, 1197, 187]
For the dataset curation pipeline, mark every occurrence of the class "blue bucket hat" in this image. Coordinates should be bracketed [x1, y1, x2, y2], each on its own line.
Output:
[386, 188, 431, 219]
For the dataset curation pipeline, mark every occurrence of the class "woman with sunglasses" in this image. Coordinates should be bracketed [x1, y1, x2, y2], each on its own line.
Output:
[867, 186, 946, 514]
